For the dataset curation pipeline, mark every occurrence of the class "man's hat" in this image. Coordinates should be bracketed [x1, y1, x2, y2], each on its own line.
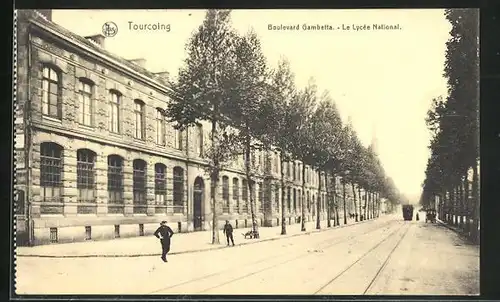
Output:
[161, 221, 167, 224]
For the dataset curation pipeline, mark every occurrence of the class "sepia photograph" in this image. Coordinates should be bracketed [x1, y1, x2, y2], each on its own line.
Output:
[13, 8, 480, 296]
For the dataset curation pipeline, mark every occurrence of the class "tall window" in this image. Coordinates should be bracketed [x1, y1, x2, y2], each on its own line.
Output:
[274, 152, 279, 174]
[312, 194, 316, 215]
[242, 179, 248, 212]
[251, 151, 256, 169]
[78, 79, 93, 126]
[134, 100, 145, 140]
[41, 66, 61, 118]
[173, 167, 184, 212]
[256, 150, 264, 171]
[222, 176, 229, 213]
[298, 163, 302, 182]
[298, 189, 302, 212]
[258, 183, 263, 213]
[107, 155, 123, 204]
[156, 109, 165, 145]
[155, 164, 167, 204]
[293, 162, 296, 181]
[274, 184, 280, 211]
[16, 190, 25, 215]
[174, 128, 183, 150]
[233, 178, 239, 212]
[133, 159, 147, 205]
[287, 187, 291, 212]
[40, 142, 63, 202]
[307, 191, 311, 212]
[197, 125, 203, 156]
[77, 149, 96, 203]
[293, 188, 297, 211]
[108, 91, 120, 133]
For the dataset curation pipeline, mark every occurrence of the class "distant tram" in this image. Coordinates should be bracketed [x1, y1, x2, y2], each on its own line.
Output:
[402, 205, 414, 221]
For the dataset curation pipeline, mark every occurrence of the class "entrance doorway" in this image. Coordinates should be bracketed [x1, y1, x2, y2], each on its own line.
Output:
[193, 177, 204, 231]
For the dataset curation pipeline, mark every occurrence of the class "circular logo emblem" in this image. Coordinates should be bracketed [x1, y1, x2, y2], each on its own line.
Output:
[102, 21, 118, 37]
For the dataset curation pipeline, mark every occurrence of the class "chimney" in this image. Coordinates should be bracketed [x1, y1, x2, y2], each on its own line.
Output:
[84, 34, 106, 48]
[153, 71, 170, 83]
[35, 9, 52, 21]
[128, 58, 147, 68]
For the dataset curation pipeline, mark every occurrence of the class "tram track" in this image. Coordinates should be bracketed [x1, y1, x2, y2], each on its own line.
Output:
[314, 222, 412, 295]
[149, 219, 398, 294]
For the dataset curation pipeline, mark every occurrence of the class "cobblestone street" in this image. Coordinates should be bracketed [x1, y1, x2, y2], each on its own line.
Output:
[16, 213, 479, 295]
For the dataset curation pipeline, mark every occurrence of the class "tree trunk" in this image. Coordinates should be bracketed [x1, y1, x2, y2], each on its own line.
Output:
[301, 163, 306, 231]
[459, 179, 464, 229]
[342, 181, 347, 225]
[471, 162, 479, 244]
[363, 189, 368, 220]
[316, 170, 321, 230]
[326, 171, 332, 228]
[370, 192, 375, 219]
[358, 187, 363, 222]
[351, 183, 358, 222]
[244, 133, 258, 238]
[210, 118, 220, 245]
[210, 172, 220, 244]
[464, 176, 470, 236]
[280, 157, 286, 235]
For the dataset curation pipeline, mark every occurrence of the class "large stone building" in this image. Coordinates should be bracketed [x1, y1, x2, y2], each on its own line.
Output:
[14, 10, 343, 246]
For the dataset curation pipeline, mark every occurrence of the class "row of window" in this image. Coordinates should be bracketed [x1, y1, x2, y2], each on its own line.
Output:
[38, 142, 327, 214]
[40, 142, 185, 207]
[41, 66, 194, 152]
[40, 66, 325, 183]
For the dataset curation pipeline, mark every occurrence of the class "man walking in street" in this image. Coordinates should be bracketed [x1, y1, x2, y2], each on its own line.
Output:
[223, 220, 235, 246]
[154, 221, 174, 262]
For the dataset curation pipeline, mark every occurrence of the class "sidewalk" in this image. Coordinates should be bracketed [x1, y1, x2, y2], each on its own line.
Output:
[16, 217, 382, 258]
[436, 217, 478, 244]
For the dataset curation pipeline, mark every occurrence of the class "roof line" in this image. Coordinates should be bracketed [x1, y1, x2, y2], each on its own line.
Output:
[29, 19, 174, 95]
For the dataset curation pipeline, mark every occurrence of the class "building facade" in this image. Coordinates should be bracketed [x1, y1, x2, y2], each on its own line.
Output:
[14, 10, 333, 246]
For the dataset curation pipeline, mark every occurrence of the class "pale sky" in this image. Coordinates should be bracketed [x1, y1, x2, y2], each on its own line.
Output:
[51, 9, 452, 200]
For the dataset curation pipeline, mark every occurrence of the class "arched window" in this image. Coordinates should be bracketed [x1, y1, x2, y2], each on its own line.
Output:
[232, 178, 239, 212]
[173, 167, 184, 213]
[77, 149, 96, 203]
[293, 188, 297, 212]
[155, 163, 167, 204]
[107, 155, 123, 204]
[242, 179, 248, 213]
[108, 90, 121, 133]
[286, 187, 291, 212]
[134, 100, 145, 140]
[41, 66, 61, 118]
[133, 159, 147, 206]
[222, 176, 229, 213]
[78, 79, 93, 126]
[40, 142, 63, 202]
